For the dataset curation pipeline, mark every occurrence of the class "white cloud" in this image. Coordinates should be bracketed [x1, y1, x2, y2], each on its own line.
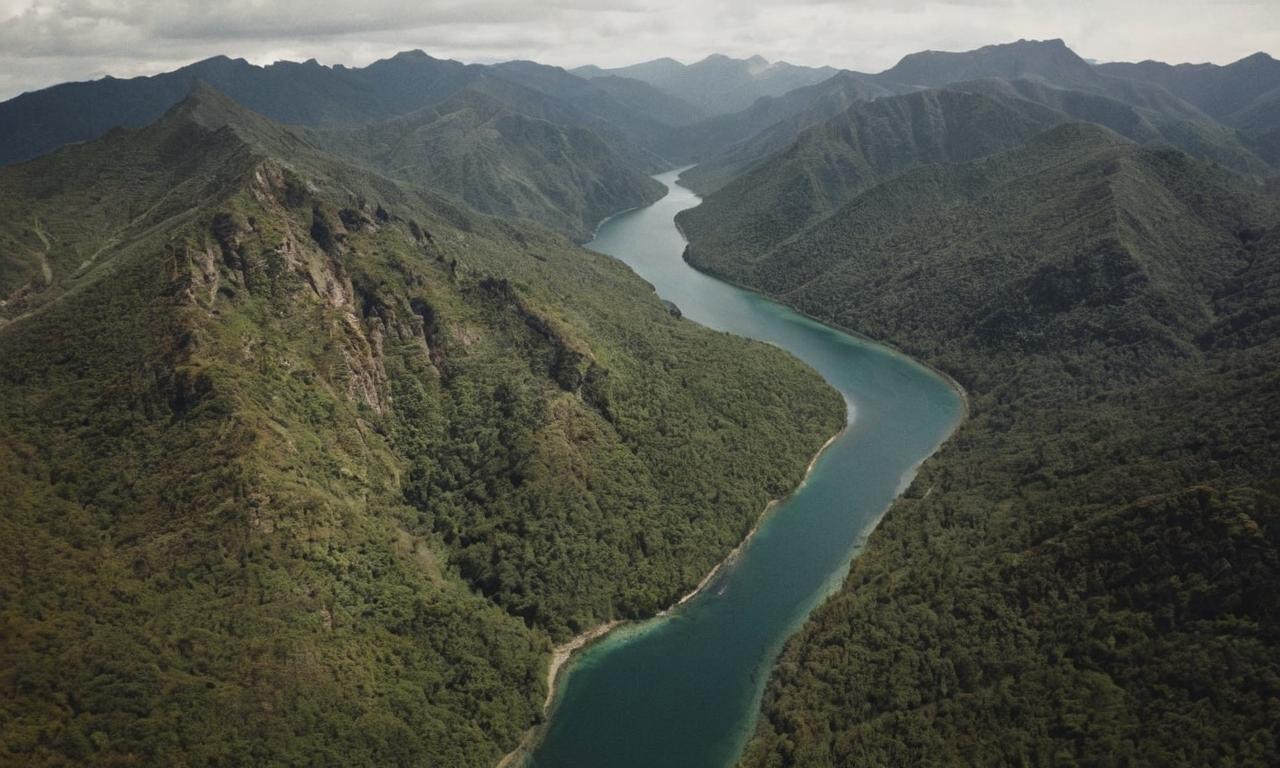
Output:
[0, 0, 1276, 99]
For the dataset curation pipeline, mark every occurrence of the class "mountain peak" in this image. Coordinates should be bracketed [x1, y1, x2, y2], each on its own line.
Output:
[883, 37, 1094, 88]
[166, 81, 255, 128]
[380, 49, 439, 65]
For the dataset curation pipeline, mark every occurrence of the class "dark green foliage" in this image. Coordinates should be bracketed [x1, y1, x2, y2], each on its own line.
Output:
[951, 77, 1272, 175]
[0, 50, 696, 175]
[308, 89, 666, 242]
[1098, 53, 1280, 171]
[678, 90, 1056, 269]
[675, 71, 901, 193]
[0, 89, 842, 766]
[683, 125, 1280, 765]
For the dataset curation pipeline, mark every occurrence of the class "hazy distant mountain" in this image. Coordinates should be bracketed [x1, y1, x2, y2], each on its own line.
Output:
[0, 50, 695, 169]
[1097, 52, 1280, 122]
[309, 89, 665, 241]
[881, 38, 1100, 90]
[879, 39, 1213, 120]
[673, 71, 903, 191]
[673, 39, 1273, 198]
[950, 77, 1272, 174]
[574, 54, 839, 114]
[678, 90, 1057, 268]
[1098, 52, 1280, 165]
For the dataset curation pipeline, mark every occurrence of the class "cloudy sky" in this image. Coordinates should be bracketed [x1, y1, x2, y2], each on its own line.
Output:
[1, 0, 1276, 99]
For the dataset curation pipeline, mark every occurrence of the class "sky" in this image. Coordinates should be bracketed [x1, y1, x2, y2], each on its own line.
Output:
[0, 0, 1277, 100]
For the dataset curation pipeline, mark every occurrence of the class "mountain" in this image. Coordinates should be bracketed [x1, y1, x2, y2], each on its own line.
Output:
[673, 71, 902, 192]
[884, 38, 1100, 89]
[677, 89, 1061, 267]
[1098, 52, 1280, 166]
[0, 50, 697, 170]
[878, 39, 1223, 123]
[0, 86, 844, 766]
[1098, 51, 1280, 122]
[575, 54, 839, 114]
[0, 51, 479, 166]
[948, 77, 1271, 174]
[675, 39, 1271, 204]
[308, 89, 665, 242]
[678, 122, 1280, 764]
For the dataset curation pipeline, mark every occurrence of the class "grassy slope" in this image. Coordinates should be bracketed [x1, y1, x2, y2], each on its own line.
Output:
[686, 125, 1280, 765]
[0, 91, 844, 766]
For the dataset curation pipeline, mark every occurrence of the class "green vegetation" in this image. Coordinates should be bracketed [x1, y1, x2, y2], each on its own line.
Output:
[309, 89, 665, 242]
[675, 72, 897, 194]
[677, 90, 1055, 268]
[0, 50, 697, 178]
[0, 88, 843, 766]
[682, 123, 1280, 765]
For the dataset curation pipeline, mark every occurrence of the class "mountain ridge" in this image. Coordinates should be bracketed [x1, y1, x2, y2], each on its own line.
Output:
[0, 87, 844, 767]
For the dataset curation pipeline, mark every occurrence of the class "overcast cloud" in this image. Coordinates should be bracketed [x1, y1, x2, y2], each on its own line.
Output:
[0, 0, 1276, 100]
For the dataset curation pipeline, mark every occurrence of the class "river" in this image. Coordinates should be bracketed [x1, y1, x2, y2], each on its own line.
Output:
[523, 170, 964, 767]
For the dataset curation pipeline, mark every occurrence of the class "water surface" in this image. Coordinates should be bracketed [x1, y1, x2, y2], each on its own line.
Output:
[527, 171, 963, 767]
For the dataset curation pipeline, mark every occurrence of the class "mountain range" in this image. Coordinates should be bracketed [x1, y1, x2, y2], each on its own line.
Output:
[732, 121, 1280, 765]
[573, 54, 838, 115]
[0, 84, 841, 766]
[1, 34, 1279, 768]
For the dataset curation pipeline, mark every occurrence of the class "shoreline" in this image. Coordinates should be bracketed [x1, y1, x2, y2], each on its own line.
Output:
[493, 421, 847, 768]
[496, 170, 965, 768]
[677, 244, 972, 419]
[668, 174, 970, 419]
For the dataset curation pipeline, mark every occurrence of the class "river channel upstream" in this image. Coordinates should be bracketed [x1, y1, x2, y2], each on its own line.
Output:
[524, 170, 964, 767]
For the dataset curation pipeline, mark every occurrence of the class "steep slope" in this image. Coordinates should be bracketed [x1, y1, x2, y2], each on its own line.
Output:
[0, 50, 694, 172]
[676, 39, 1268, 200]
[0, 51, 482, 166]
[677, 90, 1057, 271]
[680, 124, 1280, 765]
[1098, 52, 1280, 124]
[1233, 87, 1280, 165]
[0, 88, 844, 766]
[674, 71, 902, 192]
[879, 39, 1222, 127]
[883, 38, 1099, 90]
[576, 54, 838, 115]
[483, 59, 704, 167]
[1099, 52, 1280, 168]
[951, 77, 1271, 174]
[308, 89, 665, 242]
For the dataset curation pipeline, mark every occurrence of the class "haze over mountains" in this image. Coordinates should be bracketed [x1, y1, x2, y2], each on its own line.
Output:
[572, 54, 839, 115]
[2, 33, 1279, 768]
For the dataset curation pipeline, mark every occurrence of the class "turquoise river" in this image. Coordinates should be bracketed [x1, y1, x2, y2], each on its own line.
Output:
[524, 171, 964, 767]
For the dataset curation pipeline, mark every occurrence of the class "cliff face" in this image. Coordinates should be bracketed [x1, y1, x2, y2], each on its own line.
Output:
[0, 90, 844, 766]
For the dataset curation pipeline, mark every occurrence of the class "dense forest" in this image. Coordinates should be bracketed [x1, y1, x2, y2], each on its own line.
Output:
[682, 125, 1280, 765]
[2, 33, 1279, 768]
[0, 88, 843, 766]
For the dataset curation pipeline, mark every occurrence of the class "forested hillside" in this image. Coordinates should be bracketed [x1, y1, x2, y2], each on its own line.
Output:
[308, 89, 665, 242]
[0, 50, 699, 171]
[676, 90, 1056, 269]
[0, 87, 844, 767]
[684, 124, 1280, 765]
